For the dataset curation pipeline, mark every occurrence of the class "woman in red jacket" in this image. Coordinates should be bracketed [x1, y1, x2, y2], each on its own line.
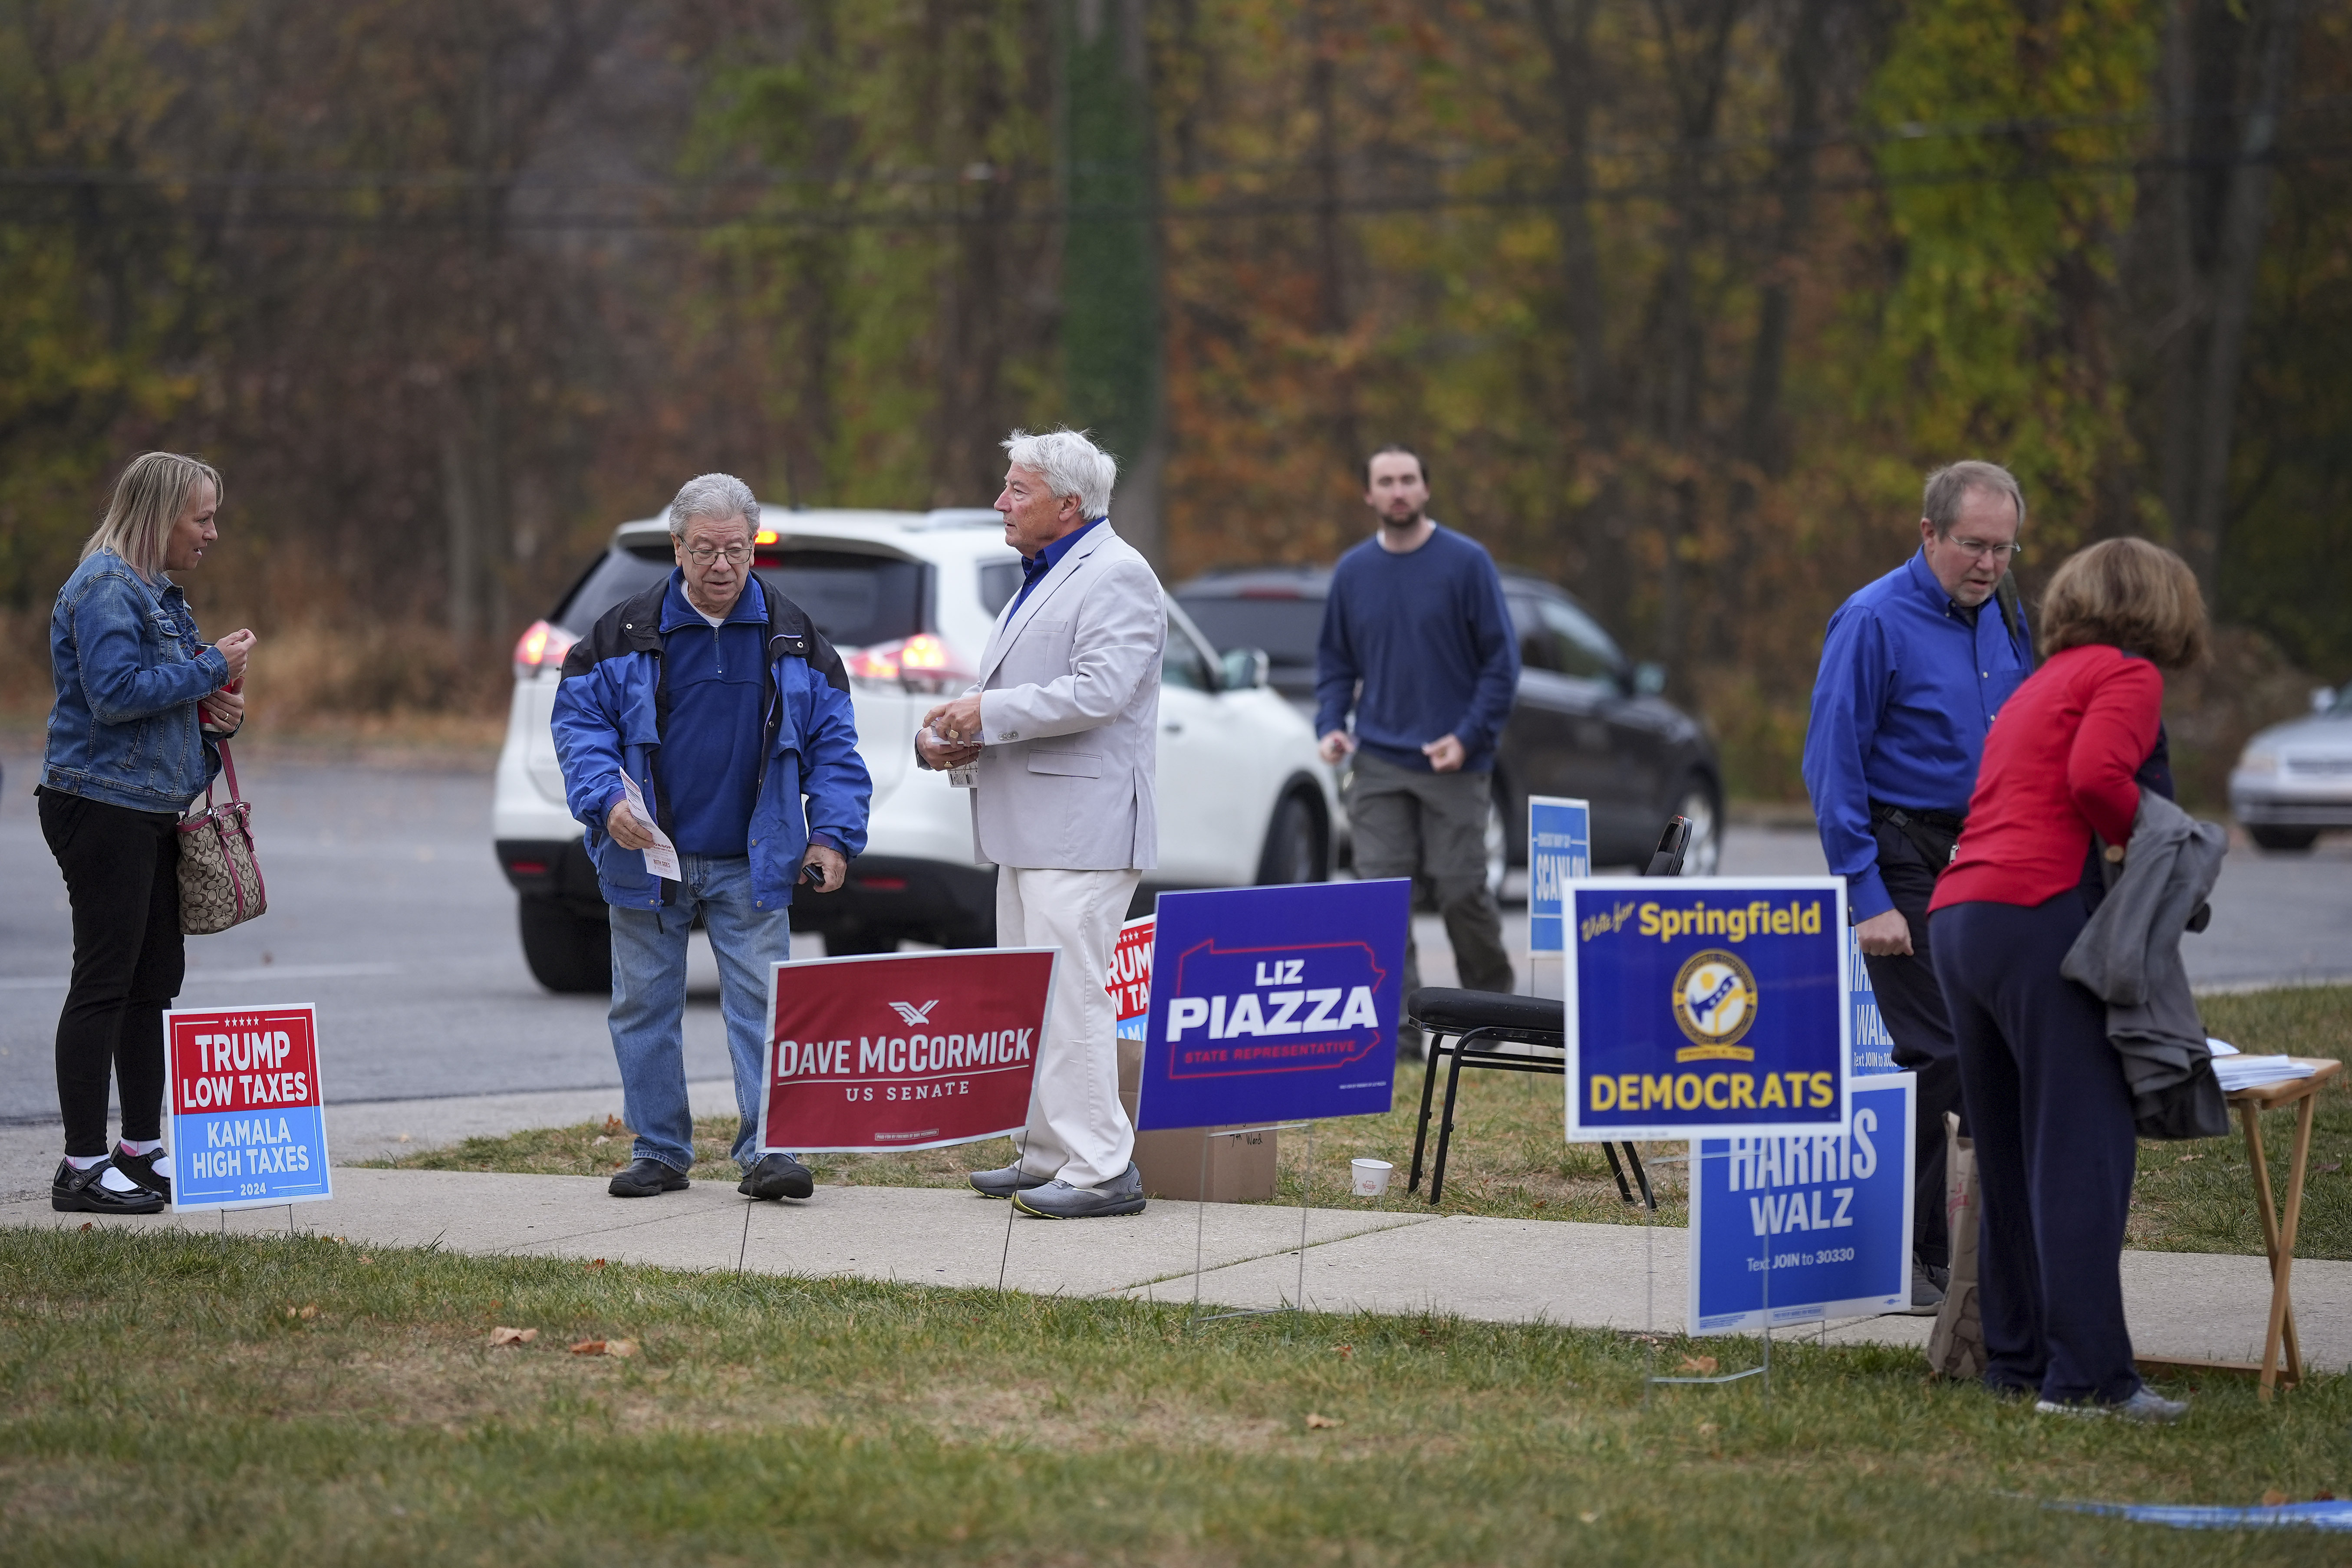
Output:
[1927, 538, 2207, 1421]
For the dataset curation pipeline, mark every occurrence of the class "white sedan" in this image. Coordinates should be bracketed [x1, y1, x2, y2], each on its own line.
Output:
[492, 508, 1339, 991]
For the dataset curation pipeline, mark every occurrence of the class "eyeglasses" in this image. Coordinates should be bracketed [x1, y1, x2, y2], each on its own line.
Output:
[1944, 537, 2022, 562]
[682, 544, 752, 566]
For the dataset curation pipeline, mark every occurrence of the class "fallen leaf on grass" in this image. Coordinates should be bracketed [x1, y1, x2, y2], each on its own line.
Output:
[79, 1223, 92, 1233]
[583, 1259, 607, 1271]
[284, 1304, 319, 1321]
[569, 1338, 638, 1358]
[2176, 1153, 2202, 1164]
[1333, 1344, 1354, 1361]
[488, 1326, 538, 1347]
[1578, 1512, 1600, 1525]
[1678, 1355, 1718, 1375]
[1304, 1412, 1342, 1430]
[601, 1115, 626, 1134]
[357, 1255, 372, 1265]
[592, 1135, 612, 1147]
[2318, 1163, 2342, 1175]
[2263, 1489, 2289, 1507]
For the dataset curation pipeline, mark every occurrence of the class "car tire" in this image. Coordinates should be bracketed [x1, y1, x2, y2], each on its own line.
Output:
[2247, 825, 2320, 852]
[1670, 776, 1723, 876]
[1255, 789, 1329, 885]
[822, 926, 903, 956]
[518, 896, 611, 994]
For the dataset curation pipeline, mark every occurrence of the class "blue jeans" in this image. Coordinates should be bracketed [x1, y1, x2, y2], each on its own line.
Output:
[608, 854, 791, 1174]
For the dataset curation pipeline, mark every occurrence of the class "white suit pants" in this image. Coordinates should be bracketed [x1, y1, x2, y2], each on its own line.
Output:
[996, 865, 1140, 1187]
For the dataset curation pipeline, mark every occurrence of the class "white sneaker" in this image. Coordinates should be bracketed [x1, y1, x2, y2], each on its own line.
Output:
[2035, 1388, 2188, 1424]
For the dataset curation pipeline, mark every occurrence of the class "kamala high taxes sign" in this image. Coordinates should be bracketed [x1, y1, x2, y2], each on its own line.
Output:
[1565, 876, 1848, 1142]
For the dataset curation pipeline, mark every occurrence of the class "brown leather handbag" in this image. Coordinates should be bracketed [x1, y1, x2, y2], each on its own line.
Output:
[179, 740, 267, 934]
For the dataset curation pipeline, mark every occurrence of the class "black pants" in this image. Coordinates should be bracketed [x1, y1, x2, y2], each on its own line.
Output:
[1860, 822, 1963, 1270]
[38, 789, 184, 1157]
[1931, 895, 2141, 1405]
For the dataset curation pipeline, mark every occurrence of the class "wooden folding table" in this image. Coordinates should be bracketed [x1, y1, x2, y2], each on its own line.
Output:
[2137, 1056, 2343, 1400]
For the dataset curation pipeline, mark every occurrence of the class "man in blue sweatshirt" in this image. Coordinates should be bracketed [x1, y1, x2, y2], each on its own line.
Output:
[552, 473, 871, 1203]
[1316, 446, 1521, 1041]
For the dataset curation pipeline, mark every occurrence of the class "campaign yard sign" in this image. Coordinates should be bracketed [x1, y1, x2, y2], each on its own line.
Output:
[1565, 876, 1849, 1142]
[1525, 795, 1591, 1001]
[1687, 1072, 1915, 1333]
[1848, 925, 1897, 1077]
[759, 948, 1057, 1154]
[164, 1005, 332, 1212]
[1136, 879, 1412, 1130]
[1110, 914, 1154, 1042]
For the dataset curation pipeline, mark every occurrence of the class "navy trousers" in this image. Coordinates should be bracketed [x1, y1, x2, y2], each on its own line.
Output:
[1862, 822, 1963, 1271]
[1930, 895, 2142, 1405]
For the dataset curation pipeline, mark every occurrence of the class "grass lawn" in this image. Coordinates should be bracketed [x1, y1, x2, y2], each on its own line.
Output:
[3, 1226, 2347, 1566]
[380, 985, 2352, 1259]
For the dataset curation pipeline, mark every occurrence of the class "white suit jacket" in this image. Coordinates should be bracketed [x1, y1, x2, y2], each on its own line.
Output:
[963, 522, 1163, 871]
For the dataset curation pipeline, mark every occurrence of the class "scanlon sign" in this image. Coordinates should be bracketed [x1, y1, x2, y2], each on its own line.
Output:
[1564, 876, 1850, 1142]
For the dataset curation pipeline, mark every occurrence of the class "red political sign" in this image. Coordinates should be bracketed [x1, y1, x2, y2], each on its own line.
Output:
[1109, 914, 1153, 1034]
[758, 948, 1058, 1154]
[163, 1003, 332, 1210]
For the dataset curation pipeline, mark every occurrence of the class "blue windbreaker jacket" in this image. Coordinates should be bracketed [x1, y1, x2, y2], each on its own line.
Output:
[549, 572, 871, 912]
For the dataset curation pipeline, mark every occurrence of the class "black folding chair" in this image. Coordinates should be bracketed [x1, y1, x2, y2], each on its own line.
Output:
[1401, 816, 1693, 1207]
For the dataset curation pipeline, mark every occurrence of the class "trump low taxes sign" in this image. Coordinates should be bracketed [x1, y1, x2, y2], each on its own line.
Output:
[165, 1004, 332, 1212]
[759, 948, 1056, 1154]
[1565, 877, 1848, 1142]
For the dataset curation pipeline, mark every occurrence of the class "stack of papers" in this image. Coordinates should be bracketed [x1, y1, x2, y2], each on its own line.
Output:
[2212, 1054, 2318, 1094]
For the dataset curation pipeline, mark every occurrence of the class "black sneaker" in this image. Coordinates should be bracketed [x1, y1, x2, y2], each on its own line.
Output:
[52, 1158, 166, 1215]
[738, 1152, 814, 1201]
[608, 1157, 690, 1198]
[113, 1144, 171, 1203]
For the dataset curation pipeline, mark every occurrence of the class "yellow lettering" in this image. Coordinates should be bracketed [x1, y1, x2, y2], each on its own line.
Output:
[1638, 903, 1662, 937]
[1730, 1074, 1756, 1108]
[1643, 1074, 1676, 1111]
[1771, 907, 1792, 934]
[1810, 1072, 1835, 1108]
[1760, 1074, 1786, 1108]
[1802, 902, 1822, 934]
[1704, 1074, 1730, 1109]
[1619, 1074, 1642, 1110]
[1675, 1074, 1702, 1110]
[1591, 1076, 1616, 1111]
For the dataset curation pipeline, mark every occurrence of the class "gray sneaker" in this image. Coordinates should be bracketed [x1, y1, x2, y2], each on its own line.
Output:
[2036, 1388, 2189, 1424]
[1012, 1162, 1146, 1219]
[1905, 1262, 1946, 1315]
[968, 1164, 1053, 1200]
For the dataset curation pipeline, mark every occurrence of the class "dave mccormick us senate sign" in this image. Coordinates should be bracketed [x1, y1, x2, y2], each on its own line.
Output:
[1564, 876, 1849, 1142]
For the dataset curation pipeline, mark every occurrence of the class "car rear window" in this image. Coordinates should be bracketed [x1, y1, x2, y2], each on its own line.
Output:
[1176, 593, 1326, 664]
[553, 544, 926, 650]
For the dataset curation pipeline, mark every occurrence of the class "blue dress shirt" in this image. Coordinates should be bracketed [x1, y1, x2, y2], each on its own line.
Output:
[1007, 517, 1103, 620]
[1801, 551, 2034, 924]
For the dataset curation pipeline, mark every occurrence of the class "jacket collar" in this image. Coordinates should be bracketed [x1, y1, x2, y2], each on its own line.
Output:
[659, 570, 766, 633]
[980, 520, 1117, 682]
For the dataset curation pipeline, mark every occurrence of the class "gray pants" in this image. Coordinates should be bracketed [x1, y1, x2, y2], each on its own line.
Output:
[1348, 751, 1513, 1001]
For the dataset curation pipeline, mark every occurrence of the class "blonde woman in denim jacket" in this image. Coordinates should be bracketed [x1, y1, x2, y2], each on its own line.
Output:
[39, 452, 256, 1214]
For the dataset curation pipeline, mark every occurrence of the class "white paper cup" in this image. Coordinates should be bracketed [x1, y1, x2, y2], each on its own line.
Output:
[1351, 1158, 1393, 1197]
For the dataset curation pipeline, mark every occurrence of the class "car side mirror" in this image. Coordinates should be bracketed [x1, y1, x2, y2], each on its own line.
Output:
[1630, 661, 1667, 697]
[1220, 646, 1271, 692]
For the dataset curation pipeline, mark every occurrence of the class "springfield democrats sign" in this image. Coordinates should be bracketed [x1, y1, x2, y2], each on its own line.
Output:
[759, 949, 1057, 1154]
[1564, 877, 1849, 1142]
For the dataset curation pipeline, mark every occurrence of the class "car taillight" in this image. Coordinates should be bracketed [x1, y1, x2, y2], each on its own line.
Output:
[514, 620, 578, 680]
[845, 633, 971, 696]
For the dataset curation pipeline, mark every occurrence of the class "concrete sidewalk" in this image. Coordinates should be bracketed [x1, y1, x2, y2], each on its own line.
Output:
[6, 1168, 2344, 1375]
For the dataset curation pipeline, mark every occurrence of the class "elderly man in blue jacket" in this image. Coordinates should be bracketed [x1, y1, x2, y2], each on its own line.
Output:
[553, 473, 871, 1202]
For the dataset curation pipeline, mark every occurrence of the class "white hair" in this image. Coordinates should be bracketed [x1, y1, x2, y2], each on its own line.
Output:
[667, 473, 758, 537]
[1001, 428, 1116, 521]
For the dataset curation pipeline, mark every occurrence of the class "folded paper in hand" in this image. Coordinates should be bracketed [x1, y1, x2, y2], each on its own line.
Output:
[619, 773, 682, 881]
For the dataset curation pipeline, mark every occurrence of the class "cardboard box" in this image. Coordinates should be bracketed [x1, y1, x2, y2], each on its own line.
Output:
[1118, 1039, 1280, 1203]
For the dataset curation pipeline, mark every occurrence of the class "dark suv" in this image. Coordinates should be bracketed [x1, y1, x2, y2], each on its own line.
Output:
[1173, 566, 1723, 872]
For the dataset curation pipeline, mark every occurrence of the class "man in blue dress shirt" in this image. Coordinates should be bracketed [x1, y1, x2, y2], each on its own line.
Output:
[1802, 460, 2033, 1312]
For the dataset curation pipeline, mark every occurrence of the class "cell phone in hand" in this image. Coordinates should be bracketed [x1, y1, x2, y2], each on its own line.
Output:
[799, 859, 825, 888]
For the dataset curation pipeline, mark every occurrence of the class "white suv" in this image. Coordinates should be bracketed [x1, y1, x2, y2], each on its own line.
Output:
[493, 507, 1340, 991]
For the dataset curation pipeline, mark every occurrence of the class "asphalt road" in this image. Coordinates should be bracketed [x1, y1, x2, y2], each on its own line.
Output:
[4, 745, 2348, 1132]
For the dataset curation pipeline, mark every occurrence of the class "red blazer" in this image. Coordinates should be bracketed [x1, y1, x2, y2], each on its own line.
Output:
[1930, 644, 2162, 913]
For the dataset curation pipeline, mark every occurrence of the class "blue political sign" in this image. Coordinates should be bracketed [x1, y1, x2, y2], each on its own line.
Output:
[1525, 795, 1590, 1000]
[1564, 876, 1848, 1141]
[1136, 880, 1411, 1130]
[1687, 1072, 1914, 1334]
[1848, 926, 1898, 1077]
[165, 1004, 333, 1213]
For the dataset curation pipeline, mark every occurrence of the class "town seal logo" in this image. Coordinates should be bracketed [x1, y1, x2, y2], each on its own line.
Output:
[1671, 949, 1757, 1061]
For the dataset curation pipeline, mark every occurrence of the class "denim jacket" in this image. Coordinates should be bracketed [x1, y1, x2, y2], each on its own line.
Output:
[43, 549, 229, 812]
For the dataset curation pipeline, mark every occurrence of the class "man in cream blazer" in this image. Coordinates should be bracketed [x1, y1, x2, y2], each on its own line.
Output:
[916, 428, 1164, 1218]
